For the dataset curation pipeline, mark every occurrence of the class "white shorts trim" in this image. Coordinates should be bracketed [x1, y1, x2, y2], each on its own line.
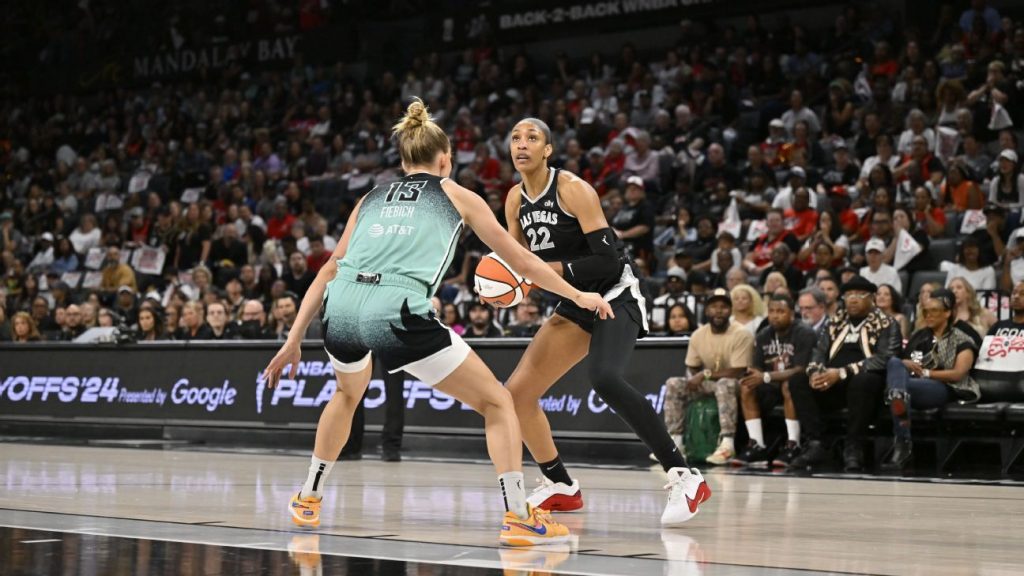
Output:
[392, 325, 471, 386]
[325, 350, 372, 374]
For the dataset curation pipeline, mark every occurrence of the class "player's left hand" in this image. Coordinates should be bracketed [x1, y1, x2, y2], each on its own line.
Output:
[263, 341, 302, 389]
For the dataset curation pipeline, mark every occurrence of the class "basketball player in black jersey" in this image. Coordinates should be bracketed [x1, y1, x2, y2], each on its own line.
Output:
[503, 118, 711, 525]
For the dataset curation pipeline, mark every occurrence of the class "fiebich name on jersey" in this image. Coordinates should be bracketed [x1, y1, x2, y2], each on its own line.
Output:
[380, 205, 416, 219]
[520, 210, 559, 228]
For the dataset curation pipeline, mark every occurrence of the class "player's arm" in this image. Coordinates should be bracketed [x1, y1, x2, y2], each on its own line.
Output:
[557, 173, 624, 287]
[444, 179, 613, 319]
[504, 186, 527, 248]
[262, 197, 365, 387]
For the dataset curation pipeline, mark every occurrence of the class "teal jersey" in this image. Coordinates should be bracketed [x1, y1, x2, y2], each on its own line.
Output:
[340, 173, 463, 295]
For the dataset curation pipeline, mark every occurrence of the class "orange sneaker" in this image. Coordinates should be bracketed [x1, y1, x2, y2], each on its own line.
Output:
[499, 505, 572, 547]
[290, 493, 322, 528]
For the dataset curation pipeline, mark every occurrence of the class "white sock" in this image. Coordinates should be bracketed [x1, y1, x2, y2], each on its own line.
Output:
[300, 456, 334, 500]
[786, 419, 801, 446]
[745, 419, 765, 448]
[720, 435, 734, 451]
[499, 471, 529, 519]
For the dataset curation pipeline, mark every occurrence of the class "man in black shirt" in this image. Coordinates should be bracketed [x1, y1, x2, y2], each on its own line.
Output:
[789, 276, 902, 471]
[734, 293, 817, 468]
[612, 176, 656, 265]
[464, 301, 505, 338]
[282, 251, 315, 297]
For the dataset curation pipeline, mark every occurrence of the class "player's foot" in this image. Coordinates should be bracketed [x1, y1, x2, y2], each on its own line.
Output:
[526, 477, 583, 511]
[499, 505, 572, 547]
[730, 440, 770, 467]
[705, 438, 735, 466]
[772, 440, 802, 468]
[290, 492, 322, 528]
[661, 467, 704, 526]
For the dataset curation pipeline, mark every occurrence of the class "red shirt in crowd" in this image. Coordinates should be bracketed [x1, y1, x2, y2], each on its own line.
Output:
[784, 207, 819, 240]
[266, 213, 296, 240]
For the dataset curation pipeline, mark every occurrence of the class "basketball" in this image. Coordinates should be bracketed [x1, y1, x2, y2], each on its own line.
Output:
[474, 252, 532, 308]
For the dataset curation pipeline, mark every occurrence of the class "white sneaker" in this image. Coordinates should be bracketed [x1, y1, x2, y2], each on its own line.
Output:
[705, 439, 735, 466]
[650, 434, 685, 462]
[526, 477, 584, 511]
[661, 467, 702, 526]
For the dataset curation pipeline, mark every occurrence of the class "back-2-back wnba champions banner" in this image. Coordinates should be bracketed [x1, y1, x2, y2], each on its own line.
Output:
[0, 339, 688, 438]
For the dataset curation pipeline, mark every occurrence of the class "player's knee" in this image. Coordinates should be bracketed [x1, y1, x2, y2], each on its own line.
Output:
[476, 383, 515, 418]
[590, 369, 622, 400]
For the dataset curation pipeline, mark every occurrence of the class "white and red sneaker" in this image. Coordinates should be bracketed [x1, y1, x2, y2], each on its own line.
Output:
[661, 467, 704, 526]
[525, 477, 583, 512]
[691, 468, 711, 505]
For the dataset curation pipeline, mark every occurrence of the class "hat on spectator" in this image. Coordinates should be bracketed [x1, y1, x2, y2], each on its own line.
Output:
[789, 166, 806, 180]
[129, 207, 145, 218]
[625, 175, 645, 190]
[40, 232, 54, 242]
[840, 275, 877, 295]
[688, 270, 710, 288]
[866, 238, 886, 253]
[588, 146, 605, 157]
[999, 149, 1019, 164]
[666, 266, 686, 281]
[833, 140, 849, 151]
[705, 287, 732, 308]
[0, 212, 11, 221]
[580, 107, 597, 125]
[118, 285, 135, 295]
[769, 118, 785, 129]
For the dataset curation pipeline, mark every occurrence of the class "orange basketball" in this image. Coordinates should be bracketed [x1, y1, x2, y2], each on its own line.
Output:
[474, 252, 532, 308]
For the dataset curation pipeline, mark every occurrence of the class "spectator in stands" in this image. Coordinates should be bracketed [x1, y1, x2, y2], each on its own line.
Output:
[859, 135, 900, 181]
[949, 276, 996, 340]
[27, 232, 55, 273]
[662, 303, 696, 337]
[940, 237, 997, 291]
[238, 299, 273, 340]
[464, 301, 503, 338]
[507, 298, 542, 337]
[10, 311, 42, 342]
[135, 307, 166, 341]
[175, 204, 212, 270]
[612, 176, 656, 266]
[209, 224, 248, 281]
[781, 90, 821, 138]
[441, 303, 466, 336]
[725, 268, 747, 292]
[940, 162, 984, 212]
[790, 276, 902, 471]
[759, 243, 804, 291]
[860, 238, 902, 294]
[113, 287, 139, 326]
[893, 136, 944, 202]
[745, 210, 801, 274]
[49, 237, 79, 275]
[623, 131, 659, 184]
[897, 109, 936, 154]
[876, 284, 910, 338]
[798, 287, 829, 334]
[762, 271, 790, 300]
[205, 301, 239, 340]
[69, 214, 101, 256]
[176, 301, 210, 340]
[274, 293, 322, 340]
[651, 266, 688, 332]
[882, 287, 979, 471]
[912, 186, 947, 238]
[62, 304, 86, 341]
[783, 188, 818, 243]
[664, 288, 752, 465]
[989, 150, 1023, 209]
[1003, 232, 1024, 291]
[283, 251, 315, 297]
[734, 292, 815, 467]
[730, 284, 765, 335]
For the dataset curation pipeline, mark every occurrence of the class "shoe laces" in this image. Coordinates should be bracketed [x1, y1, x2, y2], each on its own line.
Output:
[663, 471, 687, 503]
[529, 505, 554, 524]
[530, 476, 554, 496]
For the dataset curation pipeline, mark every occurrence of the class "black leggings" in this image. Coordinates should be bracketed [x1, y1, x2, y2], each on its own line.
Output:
[578, 303, 690, 472]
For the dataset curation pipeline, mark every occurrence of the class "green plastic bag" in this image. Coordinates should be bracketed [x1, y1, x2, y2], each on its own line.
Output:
[683, 395, 721, 463]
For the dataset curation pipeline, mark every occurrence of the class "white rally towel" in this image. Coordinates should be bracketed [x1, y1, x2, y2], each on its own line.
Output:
[893, 228, 922, 271]
[960, 209, 987, 234]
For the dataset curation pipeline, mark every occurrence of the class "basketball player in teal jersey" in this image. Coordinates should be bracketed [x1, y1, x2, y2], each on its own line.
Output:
[504, 118, 710, 525]
[262, 100, 612, 546]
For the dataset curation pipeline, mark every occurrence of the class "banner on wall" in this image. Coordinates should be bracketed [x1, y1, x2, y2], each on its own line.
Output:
[0, 341, 688, 436]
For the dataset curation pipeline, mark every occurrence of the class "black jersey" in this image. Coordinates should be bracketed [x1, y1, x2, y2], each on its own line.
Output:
[518, 168, 624, 294]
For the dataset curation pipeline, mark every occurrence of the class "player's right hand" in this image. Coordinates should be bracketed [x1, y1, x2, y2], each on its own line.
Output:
[574, 291, 614, 320]
[262, 341, 302, 389]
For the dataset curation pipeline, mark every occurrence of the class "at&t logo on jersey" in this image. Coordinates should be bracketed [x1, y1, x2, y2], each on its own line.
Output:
[368, 224, 385, 238]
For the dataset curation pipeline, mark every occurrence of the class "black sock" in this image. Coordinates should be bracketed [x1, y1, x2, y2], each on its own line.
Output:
[538, 456, 573, 486]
